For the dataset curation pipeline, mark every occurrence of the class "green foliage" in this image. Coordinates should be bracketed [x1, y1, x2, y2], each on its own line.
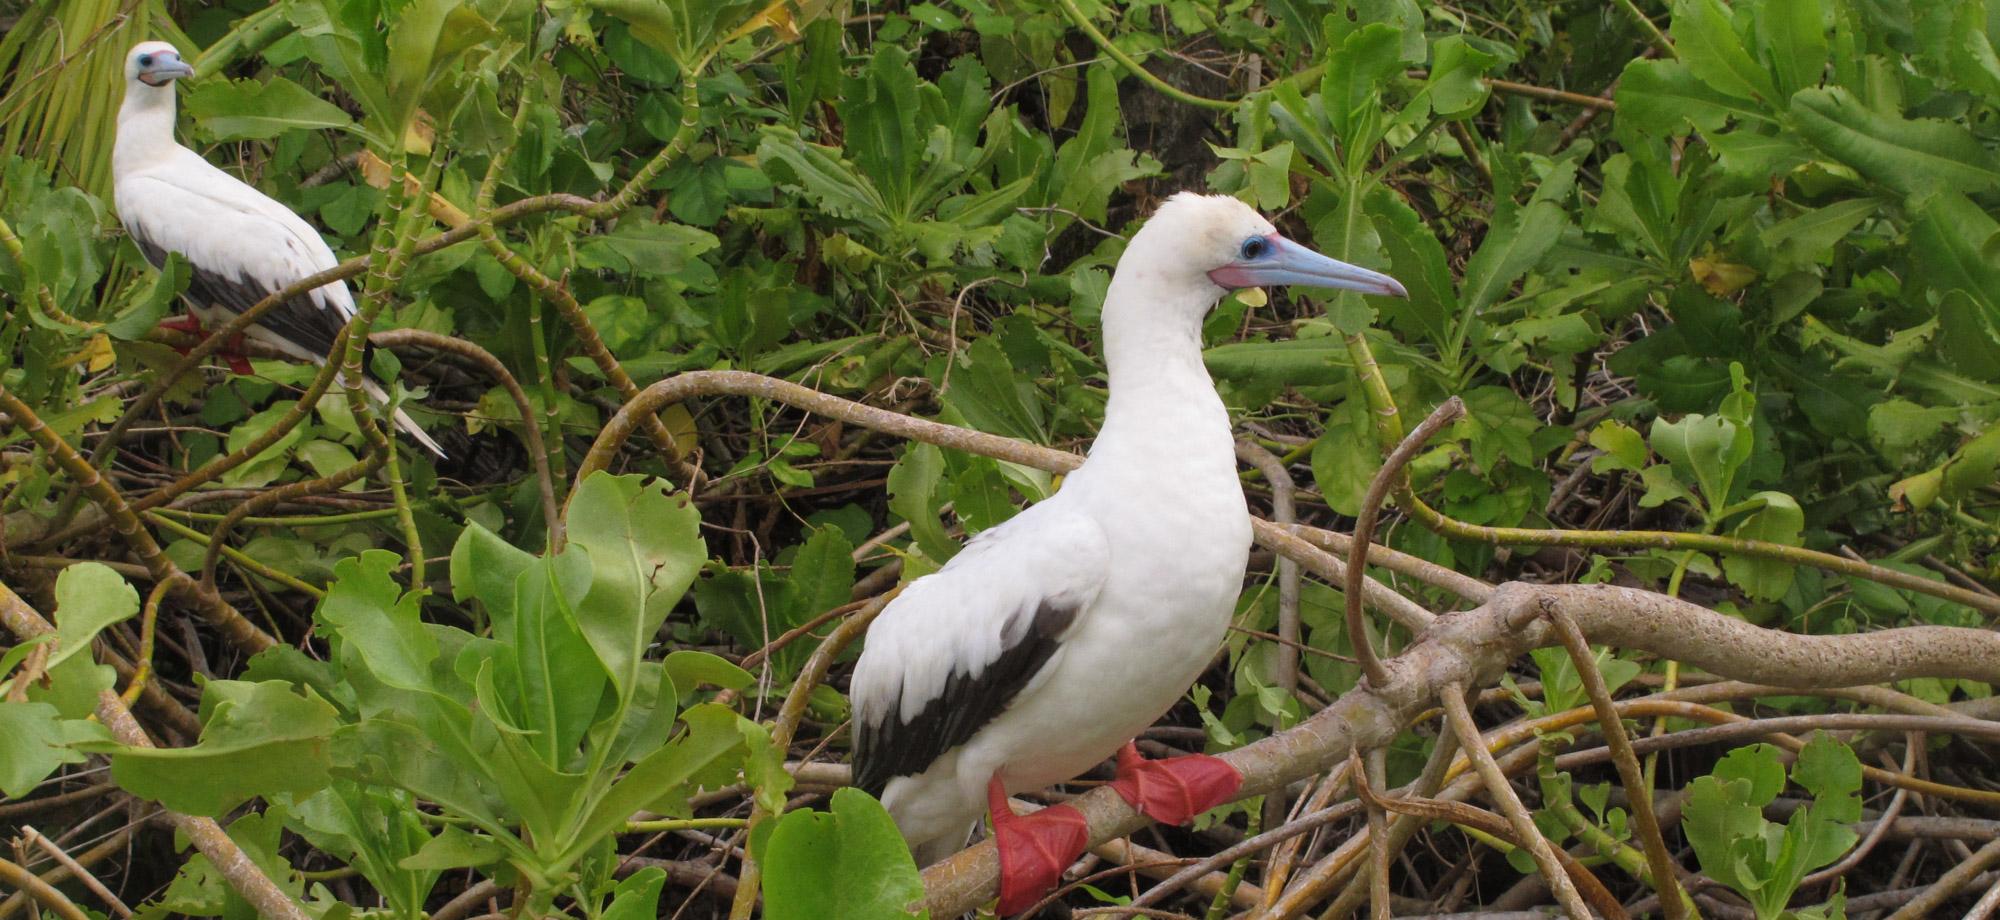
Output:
[1682, 735, 1861, 919]
[758, 787, 929, 920]
[3, 0, 1998, 913]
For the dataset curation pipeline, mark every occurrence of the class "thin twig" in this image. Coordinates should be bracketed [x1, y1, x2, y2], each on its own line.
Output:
[1347, 398, 1464, 687]
[0, 384, 274, 651]
[1545, 602, 1688, 918]
[374, 329, 562, 545]
[0, 854, 92, 920]
[1439, 681, 1592, 918]
[21, 825, 131, 918]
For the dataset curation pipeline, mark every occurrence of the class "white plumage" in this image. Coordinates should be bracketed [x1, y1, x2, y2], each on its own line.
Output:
[113, 41, 443, 457]
[849, 193, 1406, 886]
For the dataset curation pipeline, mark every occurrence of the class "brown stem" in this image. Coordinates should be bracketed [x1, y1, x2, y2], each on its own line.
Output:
[1439, 681, 1592, 918]
[1348, 772, 1629, 919]
[373, 329, 562, 545]
[0, 854, 91, 920]
[1347, 398, 1464, 687]
[0, 385, 274, 651]
[476, 225, 694, 482]
[1545, 604, 1689, 918]
[1885, 836, 2000, 920]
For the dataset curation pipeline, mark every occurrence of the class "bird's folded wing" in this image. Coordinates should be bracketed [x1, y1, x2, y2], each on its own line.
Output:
[119, 170, 352, 361]
[850, 502, 1109, 796]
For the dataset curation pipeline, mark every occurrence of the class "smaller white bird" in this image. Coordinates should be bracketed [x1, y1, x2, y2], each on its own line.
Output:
[113, 41, 444, 457]
[851, 192, 1406, 914]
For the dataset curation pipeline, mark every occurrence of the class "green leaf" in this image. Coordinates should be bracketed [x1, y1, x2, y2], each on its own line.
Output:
[398, 825, 507, 870]
[320, 551, 439, 692]
[1651, 410, 1751, 519]
[1789, 86, 2000, 196]
[509, 549, 604, 764]
[1673, 0, 1777, 102]
[1723, 491, 1804, 600]
[1459, 200, 1566, 314]
[0, 703, 110, 797]
[450, 520, 538, 636]
[603, 866, 669, 920]
[183, 76, 356, 141]
[887, 443, 957, 563]
[47, 562, 139, 673]
[1792, 734, 1862, 823]
[1588, 421, 1649, 474]
[94, 680, 339, 815]
[567, 704, 747, 862]
[1760, 0, 1829, 98]
[564, 473, 707, 703]
[761, 787, 927, 920]
[575, 219, 721, 276]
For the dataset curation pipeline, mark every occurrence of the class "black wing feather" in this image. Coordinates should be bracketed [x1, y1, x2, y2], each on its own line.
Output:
[853, 599, 1079, 797]
[133, 229, 352, 363]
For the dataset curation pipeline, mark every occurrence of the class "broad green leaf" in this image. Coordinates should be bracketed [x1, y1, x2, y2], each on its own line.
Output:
[761, 787, 926, 920]
[319, 551, 439, 691]
[510, 550, 603, 764]
[1792, 734, 1863, 823]
[94, 680, 339, 815]
[1417, 36, 1497, 118]
[564, 473, 707, 702]
[1651, 411, 1751, 519]
[1723, 491, 1804, 600]
[398, 825, 507, 870]
[575, 219, 721, 276]
[451, 520, 538, 636]
[567, 704, 746, 862]
[602, 866, 669, 920]
[0, 703, 110, 797]
[1908, 191, 2000, 378]
[1588, 421, 1649, 474]
[45, 562, 138, 674]
[1790, 87, 2000, 196]
[887, 443, 958, 562]
[183, 76, 356, 141]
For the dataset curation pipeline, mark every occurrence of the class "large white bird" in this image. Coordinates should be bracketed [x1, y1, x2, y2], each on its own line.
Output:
[113, 41, 444, 457]
[851, 192, 1406, 912]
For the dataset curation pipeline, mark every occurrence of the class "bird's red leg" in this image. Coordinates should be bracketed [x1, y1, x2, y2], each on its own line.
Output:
[988, 774, 1088, 915]
[156, 314, 253, 373]
[1108, 740, 1242, 826]
[158, 314, 203, 357]
[219, 340, 254, 376]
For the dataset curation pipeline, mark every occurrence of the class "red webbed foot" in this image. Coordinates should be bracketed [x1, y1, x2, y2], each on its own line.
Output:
[158, 313, 205, 336]
[989, 774, 1088, 915]
[1107, 740, 1242, 826]
[220, 343, 254, 375]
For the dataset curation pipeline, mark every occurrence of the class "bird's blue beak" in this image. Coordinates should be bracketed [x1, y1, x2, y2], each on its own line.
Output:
[1208, 234, 1407, 298]
[138, 53, 194, 86]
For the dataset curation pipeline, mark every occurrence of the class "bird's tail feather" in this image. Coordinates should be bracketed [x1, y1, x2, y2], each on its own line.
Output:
[352, 376, 447, 458]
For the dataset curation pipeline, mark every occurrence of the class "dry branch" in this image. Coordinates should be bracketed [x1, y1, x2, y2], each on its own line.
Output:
[0, 581, 309, 920]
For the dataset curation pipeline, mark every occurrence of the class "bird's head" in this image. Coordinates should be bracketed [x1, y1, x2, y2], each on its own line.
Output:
[125, 41, 194, 88]
[1125, 192, 1406, 308]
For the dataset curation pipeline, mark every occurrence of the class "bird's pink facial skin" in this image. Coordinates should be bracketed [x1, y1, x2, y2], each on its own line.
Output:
[1207, 233, 1408, 298]
[132, 48, 194, 87]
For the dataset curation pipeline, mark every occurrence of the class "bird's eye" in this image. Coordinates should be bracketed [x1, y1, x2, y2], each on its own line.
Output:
[1238, 237, 1268, 260]
[138, 54, 154, 67]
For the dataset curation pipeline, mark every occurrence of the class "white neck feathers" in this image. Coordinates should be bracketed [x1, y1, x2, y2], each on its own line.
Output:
[115, 81, 181, 176]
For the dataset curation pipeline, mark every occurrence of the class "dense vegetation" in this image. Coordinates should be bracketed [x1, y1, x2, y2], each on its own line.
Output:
[3, 0, 1999, 917]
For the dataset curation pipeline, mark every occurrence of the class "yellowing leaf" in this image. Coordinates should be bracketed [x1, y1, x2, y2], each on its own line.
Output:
[1689, 253, 1757, 295]
[54, 333, 116, 372]
[1235, 287, 1269, 309]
